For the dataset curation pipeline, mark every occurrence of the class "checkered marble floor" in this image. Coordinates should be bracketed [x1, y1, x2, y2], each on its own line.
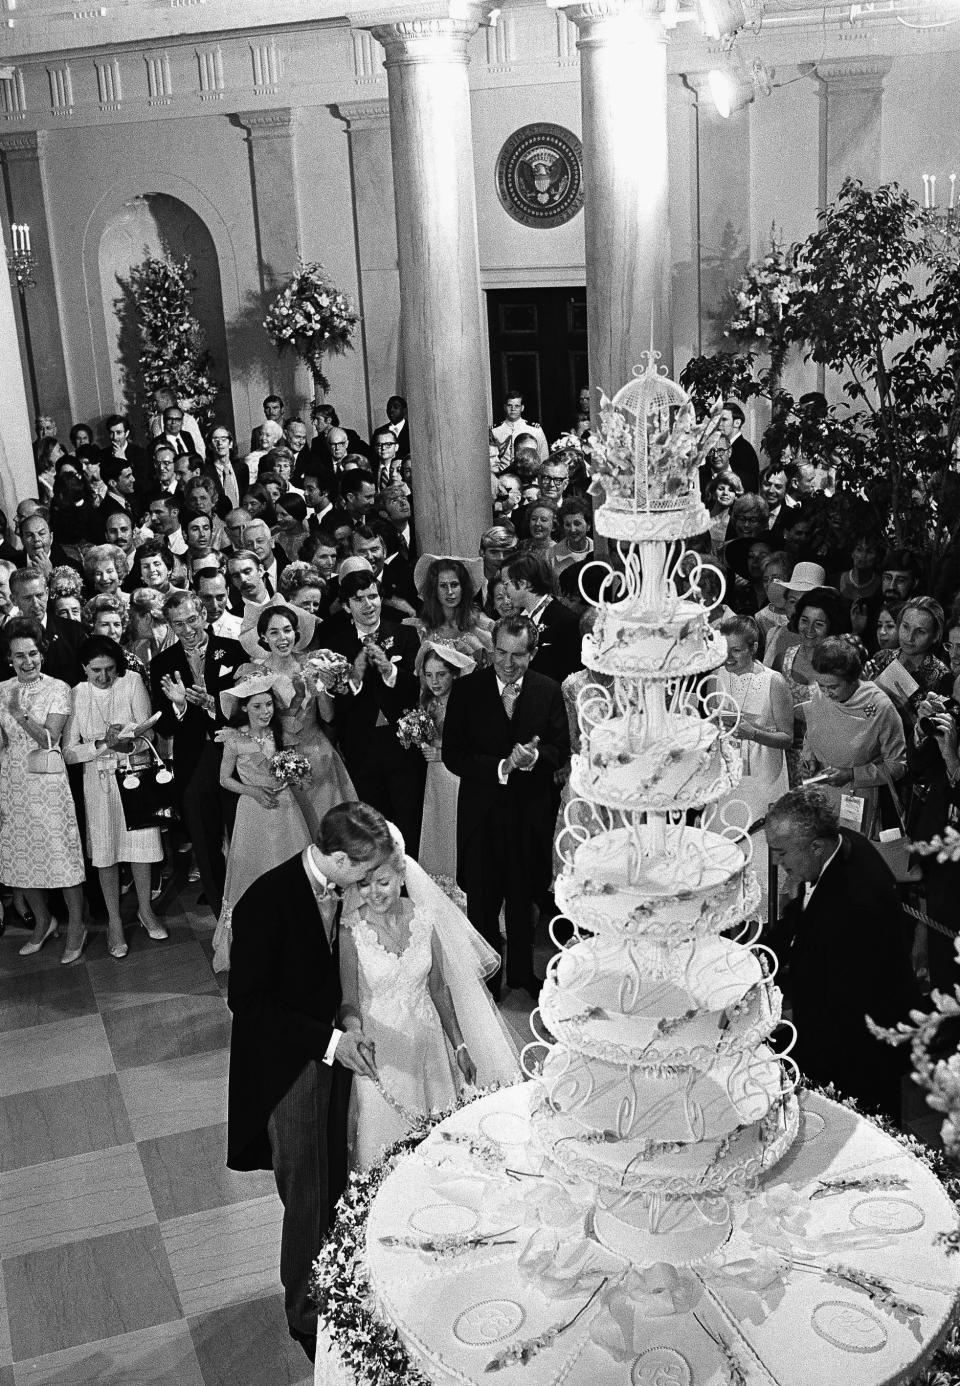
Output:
[0, 877, 539, 1386]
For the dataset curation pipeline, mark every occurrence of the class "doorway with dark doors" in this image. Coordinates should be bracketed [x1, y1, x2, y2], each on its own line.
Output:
[486, 287, 588, 446]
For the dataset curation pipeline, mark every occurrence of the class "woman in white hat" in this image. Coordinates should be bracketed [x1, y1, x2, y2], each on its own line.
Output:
[762, 560, 827, 673]
[405, 555, 494, 665]
[213, 669, 312, 971]
[414, 641, 476, 879]
[239, 594, 355, 835]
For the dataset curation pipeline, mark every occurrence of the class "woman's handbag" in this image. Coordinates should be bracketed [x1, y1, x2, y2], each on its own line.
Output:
[115, 737, 178, 831]
[26, 729, 66, 775]
[874, 766, 922, 887]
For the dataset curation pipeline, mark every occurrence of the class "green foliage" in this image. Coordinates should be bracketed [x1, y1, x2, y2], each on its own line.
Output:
[678, 351, 762, 415]
[120, 254, 218, 423]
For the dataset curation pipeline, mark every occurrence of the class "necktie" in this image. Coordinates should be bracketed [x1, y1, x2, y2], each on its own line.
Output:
[175, 435, 187, 455]
[264, 573, 274, 596]
[501, 681, 520, 717]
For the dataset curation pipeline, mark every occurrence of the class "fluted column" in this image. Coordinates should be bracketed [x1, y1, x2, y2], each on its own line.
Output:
[358, 3, 493, 555]
[554, 0, 672, 392]
[0, 222, 38, 515]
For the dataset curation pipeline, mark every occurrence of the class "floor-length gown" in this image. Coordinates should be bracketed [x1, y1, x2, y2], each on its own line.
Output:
[254, 654, 356, 834]
[212, 729, 312, 971]
[417, 694, 459, 879]
[346, 905, 459, 1171]
[716, 662, 790, 828]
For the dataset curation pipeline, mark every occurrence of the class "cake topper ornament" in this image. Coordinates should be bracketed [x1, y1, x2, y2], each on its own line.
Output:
[585, 351, 723, 516]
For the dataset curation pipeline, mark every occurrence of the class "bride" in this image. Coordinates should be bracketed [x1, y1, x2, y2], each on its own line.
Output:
[339, 826, 522, 1171]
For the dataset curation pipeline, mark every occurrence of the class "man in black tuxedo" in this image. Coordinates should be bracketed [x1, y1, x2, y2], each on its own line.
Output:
[767, 788, 916, 1119]
[105, 413, 150, 492]
[442, 614, 570, 997]
[150, 590, 246, 915]
[500, 552, 582, 685]
[318, 568, 425, 855]
[6, 568, 83, 684]
[720, 401, 760, 494]
[227, 802, 386, 1362]
[476, 523, 518, 617]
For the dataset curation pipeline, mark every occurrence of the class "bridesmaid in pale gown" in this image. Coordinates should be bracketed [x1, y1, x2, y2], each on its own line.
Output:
[415, 642, 475, 879]
[212, 670, 312, 971]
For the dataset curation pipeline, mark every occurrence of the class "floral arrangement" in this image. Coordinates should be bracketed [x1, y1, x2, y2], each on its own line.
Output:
[584, 396, 723, 510]
[396, 708, 438, 751]
[120, 254, 219, 423]
[724, 230, 799, 384]
[270, 749, 312, 789]
[263, 262, 360, 395]
[910, 826, 960, 864]
[309, 649, 351, 696]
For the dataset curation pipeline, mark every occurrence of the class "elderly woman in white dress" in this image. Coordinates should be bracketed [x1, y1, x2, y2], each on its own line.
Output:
[63, 634, 167, 958]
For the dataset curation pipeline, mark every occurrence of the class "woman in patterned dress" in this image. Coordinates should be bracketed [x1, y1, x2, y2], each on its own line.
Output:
[63, 634, 166, 960]
[0, 618, 86, 961]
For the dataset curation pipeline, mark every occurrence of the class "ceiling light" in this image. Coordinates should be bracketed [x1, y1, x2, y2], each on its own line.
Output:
[698, 0, 765, 40]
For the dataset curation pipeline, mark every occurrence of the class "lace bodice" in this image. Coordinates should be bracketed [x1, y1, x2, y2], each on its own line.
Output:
[349, 907, 437, 1026]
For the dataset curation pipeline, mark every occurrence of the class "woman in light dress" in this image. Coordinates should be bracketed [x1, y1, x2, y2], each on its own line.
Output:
[415, 641, 475, 879]
[406, 554, 494, 666]
[713, 614, 792, 829]
[0, 617, 87, 962]
[802, 636, 907, 837]
[212, 670, 313, 972]
[63, 634, 167, 959]
[339, 828, 522, 1171]
[240, 595, 355, 834]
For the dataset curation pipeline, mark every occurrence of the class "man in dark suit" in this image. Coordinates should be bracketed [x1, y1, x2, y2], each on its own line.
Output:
[150, 590, 247, 915]
[227, 802, 386, 1363]
[105, 413, 151, 492]
[318, 568, 425, 855]
[6, 567, 84, 684]
[500, 552, 582, 685]
[767, 787, 916, 1119]
[442, 614, 570, 997]
[721, 401, 760, 494]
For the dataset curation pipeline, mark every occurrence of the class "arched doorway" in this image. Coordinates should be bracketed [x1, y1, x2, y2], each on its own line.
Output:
[99, 192, 232, 429]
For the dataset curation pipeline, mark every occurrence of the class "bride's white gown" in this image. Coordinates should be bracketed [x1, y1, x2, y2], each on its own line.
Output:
[346, 906, 459, 1171]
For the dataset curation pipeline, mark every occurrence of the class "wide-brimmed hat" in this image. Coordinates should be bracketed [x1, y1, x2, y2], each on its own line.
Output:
[413, 553, 484, 598]
[239, 593, 317, 657]
[219, 670, 282, 722]
[414, 639, 477, 680]
[770, 561, 827, 595]
[337, 556, 375, 583]
[722, 535, 775, 583]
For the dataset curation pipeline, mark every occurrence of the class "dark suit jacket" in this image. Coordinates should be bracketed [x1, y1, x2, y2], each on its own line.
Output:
[781, 828, 916, 1113]
[318, 615, 420, 771]
[531, 599, 582, 685]
[730, 435, 760, 494]
[227, 856, 347, 1171]
[442, 667, 569, 893]
[149, 635, 246, 784]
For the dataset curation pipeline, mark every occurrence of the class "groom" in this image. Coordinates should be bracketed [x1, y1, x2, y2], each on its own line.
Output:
[226, 801, 392, 1362]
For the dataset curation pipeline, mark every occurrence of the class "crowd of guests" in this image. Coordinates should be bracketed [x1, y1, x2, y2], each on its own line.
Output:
[8, 384, 960, 1107]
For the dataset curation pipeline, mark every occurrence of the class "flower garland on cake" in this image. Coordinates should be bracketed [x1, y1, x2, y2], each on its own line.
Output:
[309, 1077, 960, 1386]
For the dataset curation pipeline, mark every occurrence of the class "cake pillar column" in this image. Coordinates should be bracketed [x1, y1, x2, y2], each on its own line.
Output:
[553, 0, 672, 385]
[356, 4, 494, 555]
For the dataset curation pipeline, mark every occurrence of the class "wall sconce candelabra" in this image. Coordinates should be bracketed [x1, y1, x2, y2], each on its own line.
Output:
[921, 172, 958, 227]
[6, 222, 36, 288]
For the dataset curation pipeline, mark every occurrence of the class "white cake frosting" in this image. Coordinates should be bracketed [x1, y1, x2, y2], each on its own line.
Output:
[573, 714, 740, 809]
[583, 598, 727, 679]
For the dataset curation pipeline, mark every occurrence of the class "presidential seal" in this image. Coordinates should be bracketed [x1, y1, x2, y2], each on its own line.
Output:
[495, 123, 584, 228]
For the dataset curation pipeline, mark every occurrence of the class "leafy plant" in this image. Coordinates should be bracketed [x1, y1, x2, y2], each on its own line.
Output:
[678, 351, 762, 417]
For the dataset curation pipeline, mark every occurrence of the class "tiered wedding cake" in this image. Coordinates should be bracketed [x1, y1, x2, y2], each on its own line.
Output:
[531, 355, 799, 1267]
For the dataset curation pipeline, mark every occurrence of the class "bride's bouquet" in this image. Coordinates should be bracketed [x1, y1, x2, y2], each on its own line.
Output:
[270, 749, 312, 789]
[396, 708, 438, 751]
[308, 650, 352, 696]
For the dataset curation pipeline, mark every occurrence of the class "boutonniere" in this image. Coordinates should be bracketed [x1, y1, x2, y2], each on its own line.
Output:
[381, 636, 394, 653]
[212, 648, 226, 663]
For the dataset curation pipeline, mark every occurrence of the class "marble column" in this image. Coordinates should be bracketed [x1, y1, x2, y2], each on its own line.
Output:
[0, 130, 72, 428]
[358, 4, 493, 556]
[0, 222, 38, 515]
[555, 0, 672, 396]
[813, 58, 892, 206]
[234, 108, 307, 410]
[335, 99, 401, 436]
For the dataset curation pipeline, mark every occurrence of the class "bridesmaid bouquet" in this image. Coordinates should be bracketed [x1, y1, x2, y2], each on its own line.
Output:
[270, 750, 313, 788]
[308, 650, 352, 696]
[396, 708, 438, 751]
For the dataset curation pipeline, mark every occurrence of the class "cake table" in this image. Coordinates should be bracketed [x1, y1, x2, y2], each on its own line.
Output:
[315, 1083, 960, 1386]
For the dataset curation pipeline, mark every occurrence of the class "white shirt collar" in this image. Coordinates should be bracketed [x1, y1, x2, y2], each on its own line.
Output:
[529, 593, 551, 624]
[496, 674, 523, 696]
[802, 836, 842, 909]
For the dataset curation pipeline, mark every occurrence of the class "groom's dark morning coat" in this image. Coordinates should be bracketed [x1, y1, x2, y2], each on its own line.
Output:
[226, 854, 350, 1215]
